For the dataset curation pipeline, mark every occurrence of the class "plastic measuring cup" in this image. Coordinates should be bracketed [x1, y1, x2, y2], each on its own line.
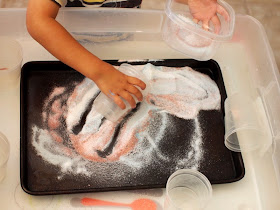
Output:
[0, 132, 10, 183]
[224, 93, 268, 152]
[93, 63, 150, 123]
[164, 169, 212, 210]
[0, 36, 23, 91]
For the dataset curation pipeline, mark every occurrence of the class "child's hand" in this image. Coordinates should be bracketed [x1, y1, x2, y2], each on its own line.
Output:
[94, 62, 146, 110]
[188, 0, 230, 34]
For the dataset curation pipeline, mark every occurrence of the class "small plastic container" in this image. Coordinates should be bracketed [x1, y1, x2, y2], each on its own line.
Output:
[162, 0, 235, 61]
[0, 36, 23, 91]
[224, 93, 268, 153]
[93, 63, 150, 123]
[164, 169, 212, 210]
[0, 132, 10, 183]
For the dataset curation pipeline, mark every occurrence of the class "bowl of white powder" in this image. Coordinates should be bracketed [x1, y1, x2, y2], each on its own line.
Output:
[162, 0, 235, 61]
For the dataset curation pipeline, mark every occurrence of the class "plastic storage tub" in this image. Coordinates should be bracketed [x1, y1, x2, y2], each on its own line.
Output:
[162, 0, 235, 61]
[0, 7, 280, 210]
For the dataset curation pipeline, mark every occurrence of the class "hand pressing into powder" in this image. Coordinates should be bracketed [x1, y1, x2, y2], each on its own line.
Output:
[176, 0, 230, 34]
[94, 62, 146, 109]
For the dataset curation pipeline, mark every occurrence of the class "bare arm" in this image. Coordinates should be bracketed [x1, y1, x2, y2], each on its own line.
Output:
[26, 0, 103, 80]
[26, 0, 146, 109]
[175, 0, 188, 4]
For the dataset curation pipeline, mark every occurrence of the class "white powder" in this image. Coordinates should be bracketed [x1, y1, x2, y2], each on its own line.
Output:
[164, 15, 213, 58]
[119, 110, 172, 169]
[118, 59, 149, 63]
[66, 78, 100, 132]
[175, 117, 203, 170]
[31, 64, 221, 178]
[32, 126, 91, 176]
[143, 64, 220, 119]
[72, 32, 132, 44]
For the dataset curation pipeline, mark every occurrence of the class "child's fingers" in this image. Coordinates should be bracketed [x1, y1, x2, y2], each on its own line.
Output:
[202, 20, 209, 31]
[211, 15, 221, 34]
[119, 90, 136, 108]
[217, 4, 230, 22]
[125, 85, 143, 102]
[127, 76, 146, 90]
[112, 94, 126, 110]
[193, 18, 199, 24]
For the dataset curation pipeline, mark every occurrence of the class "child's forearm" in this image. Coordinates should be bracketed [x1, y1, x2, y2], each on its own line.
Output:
[26, 0, 146, 109]
[175, 0, 189, 4]
[26, 0, 105, 82]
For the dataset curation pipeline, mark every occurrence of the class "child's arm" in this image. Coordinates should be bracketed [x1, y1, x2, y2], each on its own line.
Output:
[26, 0, 146, 109]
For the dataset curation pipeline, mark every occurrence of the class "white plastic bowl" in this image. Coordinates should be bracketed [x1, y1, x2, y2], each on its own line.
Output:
[162, 0, 235, 61]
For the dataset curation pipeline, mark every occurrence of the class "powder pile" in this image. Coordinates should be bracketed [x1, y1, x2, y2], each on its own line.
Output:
[176, 14, 213, 47]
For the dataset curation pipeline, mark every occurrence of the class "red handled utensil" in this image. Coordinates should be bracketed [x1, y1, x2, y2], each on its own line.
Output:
[80, 197, 157, 210]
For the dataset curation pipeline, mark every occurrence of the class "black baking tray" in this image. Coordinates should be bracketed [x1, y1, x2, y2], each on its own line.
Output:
[20, 59, 245, 195]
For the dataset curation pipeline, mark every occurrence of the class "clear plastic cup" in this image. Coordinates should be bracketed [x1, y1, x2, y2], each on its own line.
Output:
[0, 36, 23, 91]
[93, 63, 150, 123]
[164, 169, 212, 210]
[162, 0, 235, 61]
[224, 93, 267, 152]
[0, 132, 10, 183]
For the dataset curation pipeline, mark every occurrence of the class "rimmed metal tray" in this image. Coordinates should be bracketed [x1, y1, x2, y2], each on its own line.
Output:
[20, 59, 244, 195]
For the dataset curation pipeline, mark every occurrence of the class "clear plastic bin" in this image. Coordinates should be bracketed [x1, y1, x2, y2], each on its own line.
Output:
[1, 7, 280, 209]
[162, 0, 235, 61]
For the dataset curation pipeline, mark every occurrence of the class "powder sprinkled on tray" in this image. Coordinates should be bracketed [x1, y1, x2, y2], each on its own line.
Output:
[31, 64, 221, 182]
